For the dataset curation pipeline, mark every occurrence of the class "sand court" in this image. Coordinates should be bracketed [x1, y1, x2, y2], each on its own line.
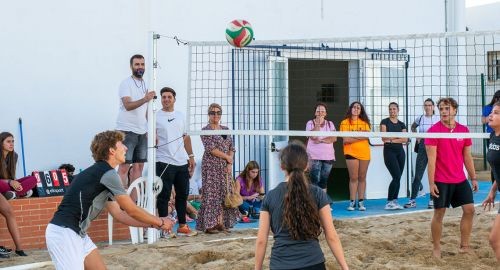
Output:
[1, 182, 498, 269]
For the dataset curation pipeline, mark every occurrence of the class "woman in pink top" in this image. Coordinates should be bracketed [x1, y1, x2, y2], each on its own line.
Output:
[306, 103, 337, 192]
[236, 161, 264, 218]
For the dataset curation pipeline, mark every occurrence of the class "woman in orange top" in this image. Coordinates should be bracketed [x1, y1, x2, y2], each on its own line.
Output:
[339, 102, 371, 211]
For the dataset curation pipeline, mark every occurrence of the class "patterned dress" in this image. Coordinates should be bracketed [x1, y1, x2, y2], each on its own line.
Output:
[196, 125, 240, 231]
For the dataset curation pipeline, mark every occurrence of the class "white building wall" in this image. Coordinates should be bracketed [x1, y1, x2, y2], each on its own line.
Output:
[467, 2, 500, 31]
[1, 0, 446, 173]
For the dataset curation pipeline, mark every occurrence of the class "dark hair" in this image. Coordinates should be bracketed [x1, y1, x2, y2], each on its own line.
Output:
[345, 101, 371, 128]
[59, 163, 75, 174]
[280, 141, 321, 240]
[388, 102, 399, 109]
[160, 87, 176, 98]
[313, 102, 328, 115]
[237, 161, 262, 192]
[90, 131, 125, 162]
[129, 54, 144, 66]
[312, 103, 332, 129]
[437, 97, 458, 110]
[488, 90, 500, 106]
[0, 132, 18, 179]
[424, 98, 435, 115]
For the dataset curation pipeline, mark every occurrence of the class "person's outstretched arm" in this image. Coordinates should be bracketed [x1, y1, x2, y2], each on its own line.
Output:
[114, 194, 174, 231]
[255, 211, 270, 270]
[319, 204, 349, 270]
[107, 201, 156, 227]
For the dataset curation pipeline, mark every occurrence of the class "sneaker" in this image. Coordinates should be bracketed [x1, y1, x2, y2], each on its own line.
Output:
[417, 190, 426, 198]
[385, 201, 403, 210]
[2, 191, 16, 200]
[428, 200, 434, 209]
[347, 201, 355, 211]
[0, 247, 10, 259]
[177, 225, 198, 236]
[160, 230, 176, 239]
[404, 200, 416, 208]
[392, 200, 404, 210]
[23, 190, 33, 198]
[385, 201, 395, 210]
[0, 246, 11, 254]
[15, 250, 27, 257]
[358, 201, 366, 211]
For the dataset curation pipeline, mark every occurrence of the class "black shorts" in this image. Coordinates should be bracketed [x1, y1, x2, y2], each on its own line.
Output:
[432, 180, 474, 209]
[345, 154, 356, 160]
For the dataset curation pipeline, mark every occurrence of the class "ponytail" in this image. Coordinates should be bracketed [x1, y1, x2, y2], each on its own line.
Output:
[281, 142, 322, 240]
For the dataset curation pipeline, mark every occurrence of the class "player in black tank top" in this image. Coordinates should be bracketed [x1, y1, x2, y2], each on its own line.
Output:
[482, 103, 500, 262]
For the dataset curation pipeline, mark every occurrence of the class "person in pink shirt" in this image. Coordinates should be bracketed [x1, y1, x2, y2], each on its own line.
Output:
[425, 97, 478, 259]
[306, 103, 337, 193]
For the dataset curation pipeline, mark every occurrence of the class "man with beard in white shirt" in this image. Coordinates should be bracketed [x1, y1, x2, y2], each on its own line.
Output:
[116, 54, 156, 189]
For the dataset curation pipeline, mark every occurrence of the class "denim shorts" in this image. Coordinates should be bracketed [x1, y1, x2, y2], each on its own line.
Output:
[120, 130, 147, 163]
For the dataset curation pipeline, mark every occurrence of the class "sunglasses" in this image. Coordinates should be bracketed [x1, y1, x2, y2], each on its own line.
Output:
[208, 111, 222, 116]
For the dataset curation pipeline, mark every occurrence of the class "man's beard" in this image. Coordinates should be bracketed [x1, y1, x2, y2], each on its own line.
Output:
[133, 69, 145, 78]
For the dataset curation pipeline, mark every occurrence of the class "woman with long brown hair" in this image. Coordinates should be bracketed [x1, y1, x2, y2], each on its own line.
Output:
[255, 141, 348, 270]
[236, 161, 264, 218]
[339, 102, 371, 211]
[0, 132, 37, 200]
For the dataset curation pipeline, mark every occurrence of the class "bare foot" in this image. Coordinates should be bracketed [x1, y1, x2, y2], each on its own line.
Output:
[432, 248, 441, 259]
[459, 245, 471, 253]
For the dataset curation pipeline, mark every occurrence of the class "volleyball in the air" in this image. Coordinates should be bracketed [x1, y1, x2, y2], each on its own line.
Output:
[225, 19, 254, 48]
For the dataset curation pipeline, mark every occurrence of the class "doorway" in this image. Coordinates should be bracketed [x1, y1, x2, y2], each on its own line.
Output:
[288, 59, 350, 201]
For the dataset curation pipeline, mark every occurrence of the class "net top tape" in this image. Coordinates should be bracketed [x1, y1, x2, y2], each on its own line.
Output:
[187, 130, 490, 139]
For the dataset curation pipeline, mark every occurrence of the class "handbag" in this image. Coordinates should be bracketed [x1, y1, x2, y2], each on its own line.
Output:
[413, 140, 419, 153]
[413, 115, 423, 153]
[224, 174, 243, 208]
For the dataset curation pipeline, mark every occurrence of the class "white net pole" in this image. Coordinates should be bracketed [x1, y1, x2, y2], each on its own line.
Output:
[146, 31, 159, 244]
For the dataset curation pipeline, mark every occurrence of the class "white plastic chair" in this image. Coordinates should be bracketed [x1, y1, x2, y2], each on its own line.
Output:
[108, 176, 163, 245]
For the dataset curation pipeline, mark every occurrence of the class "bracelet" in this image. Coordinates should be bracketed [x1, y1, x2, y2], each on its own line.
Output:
[188, 154, 195, 158]
[153, 218, 164, 229]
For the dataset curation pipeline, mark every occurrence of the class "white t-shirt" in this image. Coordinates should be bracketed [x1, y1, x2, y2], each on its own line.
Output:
[414, 115, 440, 133]
[189, 178, 202, 196]
[156, 110, 189, 166]
[115, 76, 148, 134]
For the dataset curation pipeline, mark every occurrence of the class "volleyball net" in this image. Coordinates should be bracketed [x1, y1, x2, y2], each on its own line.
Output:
[183, 30, 500, 181]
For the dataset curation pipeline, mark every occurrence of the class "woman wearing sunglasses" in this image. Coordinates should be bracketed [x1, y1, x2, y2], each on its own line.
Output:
[196, 103, 240, 234]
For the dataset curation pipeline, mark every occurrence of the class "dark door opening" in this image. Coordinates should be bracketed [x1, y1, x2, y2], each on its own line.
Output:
[288, 59, 350, 201]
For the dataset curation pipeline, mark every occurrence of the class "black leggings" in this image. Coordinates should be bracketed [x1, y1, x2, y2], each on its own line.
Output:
[384, 146, 406, 201]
